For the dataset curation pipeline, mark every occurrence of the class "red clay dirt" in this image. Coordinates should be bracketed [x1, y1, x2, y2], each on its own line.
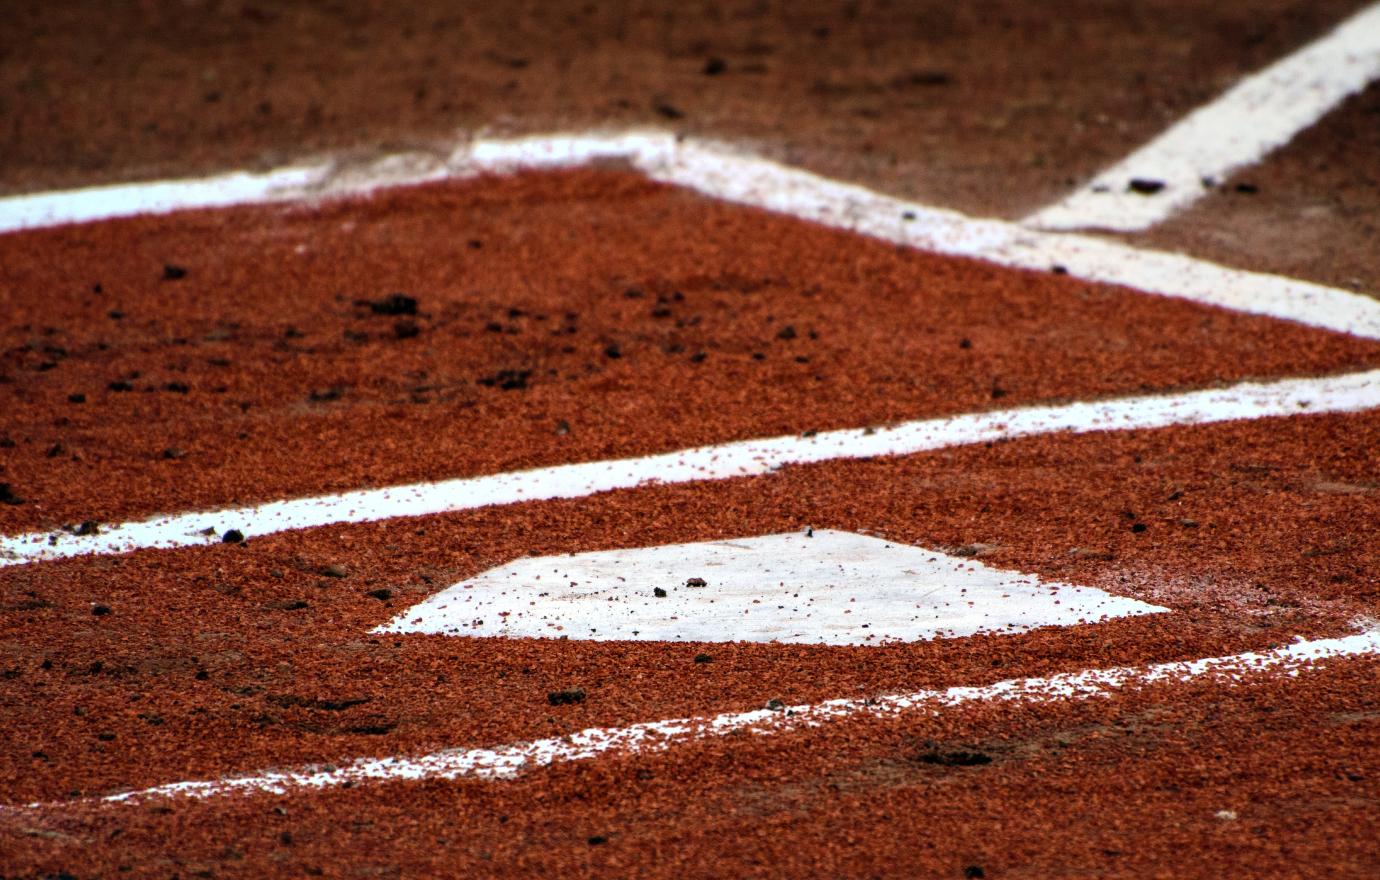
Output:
[4, 168, 1380, 533]
[0, 0, 1369, 219]
[2, 410, 1377, 813]
[7, 657, 1377, 878]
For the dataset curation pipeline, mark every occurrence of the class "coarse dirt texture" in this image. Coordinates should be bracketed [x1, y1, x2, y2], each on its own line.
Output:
[0, 0, 1369, 219]
[3, 651, 1377, 878]
[4, 168, 1380, 534]
[1137, 82, 1380, 297]
[2, 410, 1377, 809]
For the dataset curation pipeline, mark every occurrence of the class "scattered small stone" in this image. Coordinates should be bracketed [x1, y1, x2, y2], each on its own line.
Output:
[270, 600, 310, 611]
[367, 293, 418, 315]
[1179, 518, 1199, 528]
[108, 380, 134, 392]
[703, 57, 726, 75]
[478, 369, 531, 390]
[70, 520, 100, 536]
[96, 731, 117, 742]
[163, 382, 190, 394]
[959, 338, 972, 349]
[367, 588, 393, 601]
[604, 344, 622, 359]
[161, 447, 186, 460]
[162, 264, 188, 281]
[1234, 182, 1259, 195]
[91, 604, 111, 616]
[67, 393, 86, 404]
[918, 746, 992, 767]
[694, 653, 712, 664]
[964, 867, 986, 879]
[222, 529, 245, 544]
[308, 387, 344, 402]
[588, 835, 608, 846]
[0, 483, 26, 505]
[954, 543, 999, 558]
[318, 564, 349, 579]
[766, 699, 785, 711]
[653, 587, 667, 598]
[1131, 522, 1148, 533]
[554, 419, 571, 436]
[654, 102, 684, 120]
[685, 577, 707, 588]
[548, 689, 586, 706]
[1127, 178, 1166, 195]
[689, 351, 707, 363]
[1051, 265, 1069, 275]
[776, 324, 797, 340]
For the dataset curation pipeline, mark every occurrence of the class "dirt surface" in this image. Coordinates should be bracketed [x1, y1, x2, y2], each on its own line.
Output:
[3, 169, 1379, 533]
[0, 0, 1368, 219]
[1137, 82, 1380, 297]
[2, 410, 1379, 874]
[3, 408, 1380, 800]
[6, 659, 1378, 878]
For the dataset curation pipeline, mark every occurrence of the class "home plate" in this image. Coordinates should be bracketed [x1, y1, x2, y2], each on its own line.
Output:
[375, 530, 1166, 646]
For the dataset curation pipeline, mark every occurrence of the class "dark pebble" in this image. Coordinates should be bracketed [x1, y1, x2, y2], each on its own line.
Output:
[162, 264, 188, 281]
[67, 393, 86, 404]
[91, 604, 112, 616]
[965, 867, 986, 879]
[1127, 178, 1166, 195]
[654, 102, 684, 120]
[1131, 522, 1148, 533]
[319, 564, 349, 579]
[368, 293, 418, 315]
[653, 587, 667, 598]
[393, 320, 420, 339]
[694, 654, 712, 664]
[776, 325, 797, 340]
[548, 689, 586, 706]
[703, 57, 726, 75]
[587, 835, 608, 846]
[0, 483, 24, 505]
[108, 380, 134, 392]
[686, 577, 707, 588]
[222, 529, 245, 544]
[367, 588, 393, 601]
[604, 344, 622, 359]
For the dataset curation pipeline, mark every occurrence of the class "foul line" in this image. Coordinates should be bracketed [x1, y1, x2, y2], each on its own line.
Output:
[1026, 3, 1380, 232]
[11, 629, 1378, 811]
[4, 369, 1379, 568]
[2, 131, 1379, 341]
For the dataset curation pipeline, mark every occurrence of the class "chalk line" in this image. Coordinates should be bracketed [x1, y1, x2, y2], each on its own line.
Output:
[4, 369, 1379, 568]
[11, 628, 1377, 810]
[1025, 3, 1380, 232]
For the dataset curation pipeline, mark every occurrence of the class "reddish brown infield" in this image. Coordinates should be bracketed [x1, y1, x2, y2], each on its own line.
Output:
[2, 168, 1379, 878]
[3, 170, 1380, 532]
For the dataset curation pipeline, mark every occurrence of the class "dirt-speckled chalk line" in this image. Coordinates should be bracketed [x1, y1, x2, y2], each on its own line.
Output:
[4, 369, 1380, 568]
[9, 629, 1377, 811]
[1026, 2, 1380, 232]
[2, 131, 1379, 341]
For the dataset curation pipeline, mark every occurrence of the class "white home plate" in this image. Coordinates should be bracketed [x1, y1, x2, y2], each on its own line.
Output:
[376, 530, 1166, 646]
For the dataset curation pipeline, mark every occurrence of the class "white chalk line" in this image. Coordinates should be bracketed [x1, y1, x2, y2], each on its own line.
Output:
[2, 131, 1379, 341]
[10, 629, 1377, 812]
[4, 369, 1380, 568]
[1026, 3, 1380, 232]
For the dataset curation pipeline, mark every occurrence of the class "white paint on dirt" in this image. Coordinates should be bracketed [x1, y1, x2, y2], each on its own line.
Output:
[15, 628, 1378, 810]
[3, 131, 1379, 339]
[375, 530, 1166, 646]
[1025, 3, 1380, 231]
[3, 368, 1380, 568]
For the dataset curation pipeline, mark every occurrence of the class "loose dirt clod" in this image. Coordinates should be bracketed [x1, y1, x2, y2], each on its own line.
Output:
[548, 689, 586, 706]
[366, 293, 418, 316]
